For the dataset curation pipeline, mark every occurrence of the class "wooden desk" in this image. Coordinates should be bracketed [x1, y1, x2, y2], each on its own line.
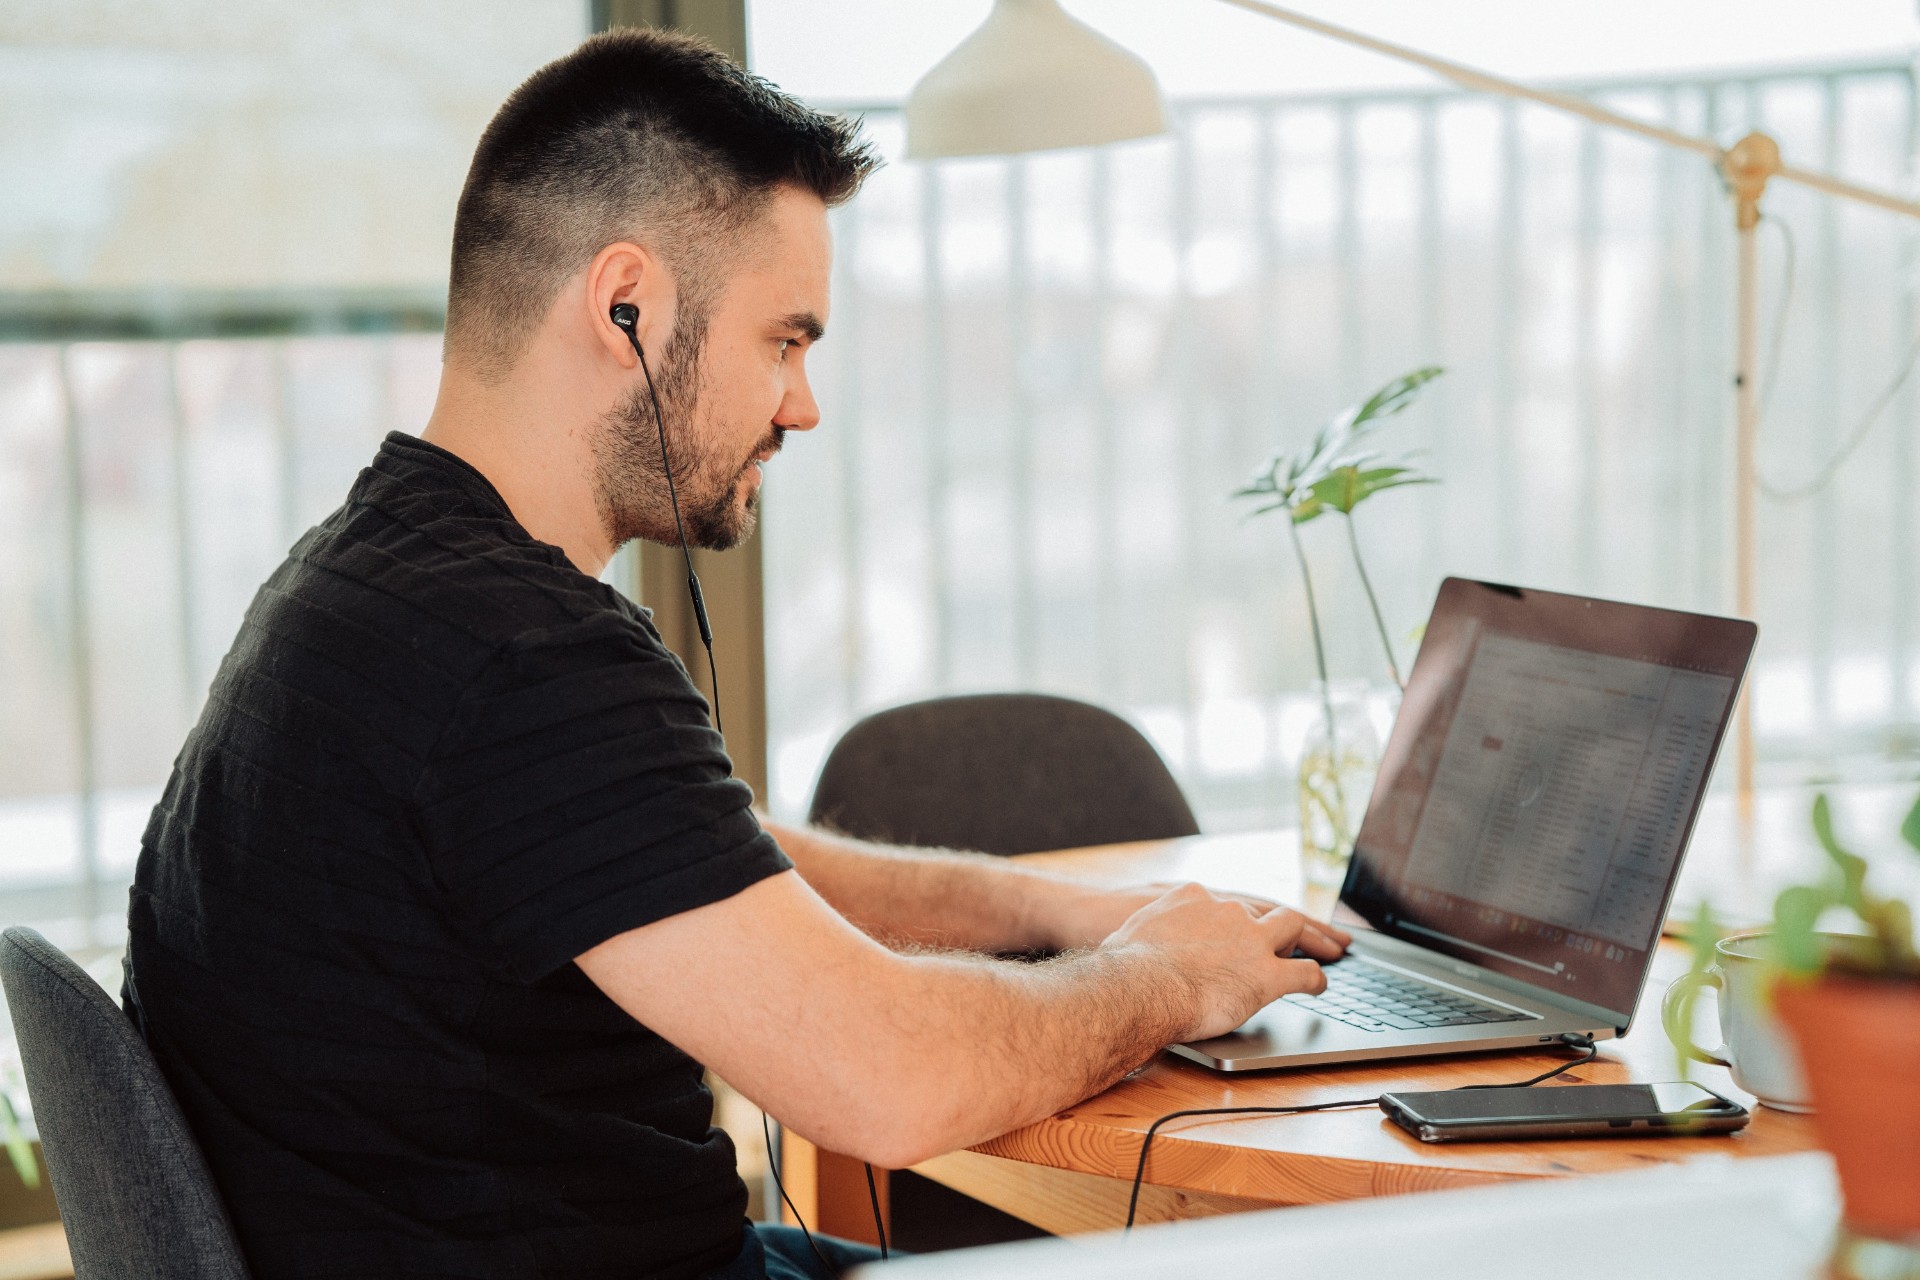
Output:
[793, 830, 1823, 1241]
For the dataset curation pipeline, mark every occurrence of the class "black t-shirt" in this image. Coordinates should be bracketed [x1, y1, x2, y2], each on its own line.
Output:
[124, 432, 790, 1279]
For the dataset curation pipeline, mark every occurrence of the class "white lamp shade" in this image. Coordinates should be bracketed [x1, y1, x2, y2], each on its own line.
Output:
[905, 0, 1170, 160]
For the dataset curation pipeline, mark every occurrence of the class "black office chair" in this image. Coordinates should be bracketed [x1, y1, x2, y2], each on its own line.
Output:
[808, 692, 1200, 856]
[807, 692, 1199, 1252]
[0, 927, 250, 1279]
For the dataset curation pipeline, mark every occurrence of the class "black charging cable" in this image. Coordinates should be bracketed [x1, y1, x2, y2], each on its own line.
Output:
[1122, 1032, 1599, 1231]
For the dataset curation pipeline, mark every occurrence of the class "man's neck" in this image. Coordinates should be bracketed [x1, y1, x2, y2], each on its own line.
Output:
[421, 362, 614, 579]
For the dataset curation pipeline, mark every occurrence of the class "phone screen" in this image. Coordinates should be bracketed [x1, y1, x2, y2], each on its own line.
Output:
[1388, 1082, 1736, 1125]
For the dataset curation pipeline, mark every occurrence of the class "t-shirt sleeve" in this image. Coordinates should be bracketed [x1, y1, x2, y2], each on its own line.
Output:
[412, 607, 791, 983]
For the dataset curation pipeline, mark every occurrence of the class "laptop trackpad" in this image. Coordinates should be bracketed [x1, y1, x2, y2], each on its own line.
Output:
[1183, 998, 1360, 1061]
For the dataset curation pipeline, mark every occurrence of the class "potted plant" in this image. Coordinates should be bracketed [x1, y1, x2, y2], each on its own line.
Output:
[1680, 793, 1920, 1265]
[1771, 794, 1920, 1262]
[1232, 367, 1441, 896]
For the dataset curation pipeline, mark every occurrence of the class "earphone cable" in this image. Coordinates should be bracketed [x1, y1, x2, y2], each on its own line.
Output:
[629, 319, 844, 1265]
[632, 341, 700, 603]
[761, 1111, 838, 1276]
[864, 1162, 889, 1260]
[629, 329, 723, 734]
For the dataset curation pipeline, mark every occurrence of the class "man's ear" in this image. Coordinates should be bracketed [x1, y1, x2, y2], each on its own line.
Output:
[585, 241, 676, 367]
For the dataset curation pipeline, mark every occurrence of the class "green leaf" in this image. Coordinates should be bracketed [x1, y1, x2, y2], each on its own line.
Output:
[1307, 463, 1438, 516]
[1231, 366, 1445, 522]
[1682, 899, 1722, 973]
[1773, 884, 1835, 977]
[1347, 366, 1446, 436]
[1809, 792, 1870, 912]
[1901, 792, 1920, 856]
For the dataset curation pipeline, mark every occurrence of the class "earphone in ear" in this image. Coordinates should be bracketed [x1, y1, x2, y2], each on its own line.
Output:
[610, 302, 719, 728]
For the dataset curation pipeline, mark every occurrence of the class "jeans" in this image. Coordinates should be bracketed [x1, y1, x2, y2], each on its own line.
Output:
[708, 1223, 892, 1280]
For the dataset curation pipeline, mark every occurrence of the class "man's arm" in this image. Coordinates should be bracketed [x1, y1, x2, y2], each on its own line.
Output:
[578, 870, 1342, 1169]
[765, 819, 1324, 956]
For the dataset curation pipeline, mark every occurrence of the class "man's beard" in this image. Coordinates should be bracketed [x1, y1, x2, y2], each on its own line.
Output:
[591, 319, 780, 552]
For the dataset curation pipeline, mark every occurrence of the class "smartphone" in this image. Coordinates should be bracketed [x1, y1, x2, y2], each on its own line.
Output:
[1379, 1083, 1750, 1143]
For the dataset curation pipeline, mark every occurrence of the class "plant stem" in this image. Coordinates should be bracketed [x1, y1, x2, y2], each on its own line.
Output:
[1343, 516, 1403, 690]
[1288, 522, 1347, 832]
[1288, 521, 1333, 720]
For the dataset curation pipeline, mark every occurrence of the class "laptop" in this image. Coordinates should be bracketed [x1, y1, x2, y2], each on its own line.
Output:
[1174, 577, 1757, 1073]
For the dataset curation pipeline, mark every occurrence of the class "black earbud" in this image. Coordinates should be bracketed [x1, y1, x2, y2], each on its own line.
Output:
[610, 302, 720, 727]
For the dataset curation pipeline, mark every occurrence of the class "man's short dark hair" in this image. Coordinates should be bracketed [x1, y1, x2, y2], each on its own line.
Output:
[446, 28, 877, 377]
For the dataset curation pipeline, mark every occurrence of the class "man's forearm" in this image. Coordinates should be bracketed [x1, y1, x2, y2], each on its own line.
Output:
[766, 819, 1089, 953]
[845, 941, 1201, 1166]
[580, 870, 1334, 1171]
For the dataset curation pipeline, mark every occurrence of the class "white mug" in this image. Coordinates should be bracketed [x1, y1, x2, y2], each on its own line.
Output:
[1661, 931, 1812, 1113]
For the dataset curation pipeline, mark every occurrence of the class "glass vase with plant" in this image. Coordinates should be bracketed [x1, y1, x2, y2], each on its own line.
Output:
[1232, 367, 1443, 898]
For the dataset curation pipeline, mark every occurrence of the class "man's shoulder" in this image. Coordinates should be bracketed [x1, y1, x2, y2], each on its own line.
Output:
[285, 433, 659, 661]
[212, 434, 674, 762]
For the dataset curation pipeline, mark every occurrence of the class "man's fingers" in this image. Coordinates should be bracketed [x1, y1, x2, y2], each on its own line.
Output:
[1272, 956, 1328, 997]
[1254, 904, 1310, 950]
[1293, 921, 1348, 961]
[1251, 906, 1348, 962]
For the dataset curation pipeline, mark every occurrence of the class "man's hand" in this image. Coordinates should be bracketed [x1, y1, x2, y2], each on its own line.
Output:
[1102, 883, 1349, 1042]
[1050, 879, 1346, 953]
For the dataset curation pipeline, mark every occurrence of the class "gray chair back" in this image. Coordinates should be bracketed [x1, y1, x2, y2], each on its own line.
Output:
[0, 927, 249, 1280]
[808, 693, 1200, 856]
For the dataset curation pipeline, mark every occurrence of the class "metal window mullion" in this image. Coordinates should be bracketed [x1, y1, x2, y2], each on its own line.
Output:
[836, 204, 866, 714]
[1493, 99, 1523, 576]
[920, 164, 953, 688]
[1255, 103, 1286, 812]
[1008, 157, 1035, 687]
[1171, 112, 1203, 790]
[272, 339, 301, 553]
[1811, 76, 1842, 742]
[55, 346, 100, 948]
[1415, 97, 1444, 599]
[1091, 149, 1120, 699]
[1896, 72, 1919, 722]
[1334, 102, 1362, 397]
[165, 342, 200, 703]
[1697, 84, 1728, 612]
[1655, 87, 1687, 608]
[1573, 121, 1602, 591]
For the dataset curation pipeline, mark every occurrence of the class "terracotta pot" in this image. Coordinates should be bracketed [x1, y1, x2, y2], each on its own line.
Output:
[1773, 975, 1920, 1244]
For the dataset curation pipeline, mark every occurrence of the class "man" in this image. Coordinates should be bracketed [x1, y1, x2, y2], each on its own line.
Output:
[124, 28, 1347, 1280]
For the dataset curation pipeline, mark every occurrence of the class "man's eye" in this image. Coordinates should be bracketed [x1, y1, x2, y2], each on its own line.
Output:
[777, 339, 793, 358]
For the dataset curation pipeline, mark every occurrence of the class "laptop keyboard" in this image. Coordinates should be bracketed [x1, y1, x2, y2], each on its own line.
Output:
[1286, 957, 1537, 1033]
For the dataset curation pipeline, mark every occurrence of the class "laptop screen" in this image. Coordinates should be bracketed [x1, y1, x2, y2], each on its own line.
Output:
[1339, 579, 1755, 1020]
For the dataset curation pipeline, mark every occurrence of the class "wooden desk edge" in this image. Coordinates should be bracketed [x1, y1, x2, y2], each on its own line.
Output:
[0, 1221, 71, 1280]
[786, 832, 1821, 1240]
[967, 1107, 1551, 1206]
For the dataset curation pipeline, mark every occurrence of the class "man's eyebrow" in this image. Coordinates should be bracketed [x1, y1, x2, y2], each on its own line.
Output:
[778, 311, 826, 343]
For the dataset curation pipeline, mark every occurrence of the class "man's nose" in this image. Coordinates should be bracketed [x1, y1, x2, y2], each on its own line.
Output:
[780, 373, 822, 433]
